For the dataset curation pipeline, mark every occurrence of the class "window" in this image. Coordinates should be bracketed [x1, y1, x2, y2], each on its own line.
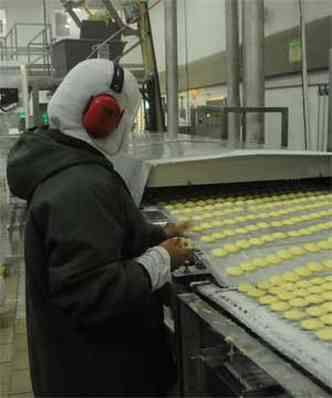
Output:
[0, 9, 7, 37]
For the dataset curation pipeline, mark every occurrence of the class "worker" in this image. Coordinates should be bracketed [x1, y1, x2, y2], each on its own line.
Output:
[7, 59, 192, 397]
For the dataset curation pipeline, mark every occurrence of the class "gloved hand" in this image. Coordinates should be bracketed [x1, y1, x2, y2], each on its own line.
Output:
[160, 237, 193, 270]
[164, 221, 192, 239]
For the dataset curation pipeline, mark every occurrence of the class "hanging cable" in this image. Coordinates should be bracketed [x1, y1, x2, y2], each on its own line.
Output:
[183, 0, 190, 133]
[86, 0, 162, 59]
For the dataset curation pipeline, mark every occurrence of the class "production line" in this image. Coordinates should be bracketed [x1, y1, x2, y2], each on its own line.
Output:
[136, 137, 332, 397]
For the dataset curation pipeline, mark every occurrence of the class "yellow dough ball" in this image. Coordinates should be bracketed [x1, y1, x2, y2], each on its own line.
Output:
[235, 227, 248, 235]
[288, 246, 306, 257]
[283, 282, 296, 291]
[257, 222, 269, 229]
[322, 292, 332, 301]
[226, 267, 243, 277]
[295, 280, 311, 289]
[252, 257, 266, 268]
[284, 309, 306, 321]
[320, 314, 332, 326]
[258, 295, 278, 305]
[271, 221, 283, 228]
[293, 289, 309, 298]
[282, 272, 300, 282]
[224, 244, 240, 254]
[270, 301, 291, 312]
[272, 232, 287, 240]
[306, 306, 328, 317]
[310, 277, 326, 285]
[317, 241, 331, 250]
[304, 243, 321, 253]
[269, 275, 284, 285]
[322, 283, 332, 292]
[266, 255, 282, 266]
[236, 240, 252, 249]
[200, 235, 216, 243]
[270, 286, 285, 295]
[238, 283, 253, 293]
[307, 295, 325, 305]
[307, 286, 322, 295]
[262, 235, 276, 243]
[301, 319, 324, 331]
[322, 260, 332, 270]
[211, 248, 228, 257]
[247, 288, 265, 298]
[249, 238, 264, 246]
[295, 267, 313, 277]
[277, 291, 297, 301]
[321, 302, 332, 312]
[290, 298, 308, 308]
[257, 280, 272, 290]
[306, 262, 324, 273]
[315, 328, 332, 342]
[276, 250, 293, 261]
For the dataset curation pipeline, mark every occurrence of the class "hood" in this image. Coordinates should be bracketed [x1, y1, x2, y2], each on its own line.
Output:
[48, 59, 141, 158]
[6, 129, 112, 200]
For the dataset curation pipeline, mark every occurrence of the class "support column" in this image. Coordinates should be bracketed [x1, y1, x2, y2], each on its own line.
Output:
[225, 0, 241, 148]
[242, 0, 265, 148]
[165, 0, 179, 139]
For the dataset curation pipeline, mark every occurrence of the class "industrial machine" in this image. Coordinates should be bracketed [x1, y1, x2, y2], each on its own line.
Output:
[134, 133, 332, 397]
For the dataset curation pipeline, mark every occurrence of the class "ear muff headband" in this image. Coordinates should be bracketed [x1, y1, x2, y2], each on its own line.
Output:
[83, 63, 125, 139]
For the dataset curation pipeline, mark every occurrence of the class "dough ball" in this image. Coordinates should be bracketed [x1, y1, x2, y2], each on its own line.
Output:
[315, 328, 332, 342]
[320, 314, 332, 326]
[225, 267, 243, 277]
[284, 309, 306, 321]
[301, 319, 324, 331]
[270, 301, 291, 312]
[258, 295, 278, 305]
[289, 298, 308, 308]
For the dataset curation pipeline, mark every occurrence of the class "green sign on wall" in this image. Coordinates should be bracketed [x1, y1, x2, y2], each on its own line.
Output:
[289, 39, 302, 64]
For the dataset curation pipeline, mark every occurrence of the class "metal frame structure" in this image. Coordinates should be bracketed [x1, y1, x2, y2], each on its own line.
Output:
[176, 292, 331, 397]
[221, 106, 289, 148]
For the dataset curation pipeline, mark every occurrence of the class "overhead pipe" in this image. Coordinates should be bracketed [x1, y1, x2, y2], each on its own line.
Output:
[165, 0, 179, 139]
[242, 0, 265, 148]
[225, 0, 241, 148]
[299, 0, 310, 150]
[328, 49, 332, 152]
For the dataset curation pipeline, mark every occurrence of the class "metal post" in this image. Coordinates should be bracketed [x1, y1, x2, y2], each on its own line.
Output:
[328, 49, 332, 152]
[225, 0, 241, 148]
[242, 0, 265, 148]
[21, 65, 30, 130]
[299, 0, 310, 150]
[165, 0, 178, 139]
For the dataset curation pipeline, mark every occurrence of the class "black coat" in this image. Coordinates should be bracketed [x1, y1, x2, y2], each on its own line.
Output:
[7, 129, 176, 397]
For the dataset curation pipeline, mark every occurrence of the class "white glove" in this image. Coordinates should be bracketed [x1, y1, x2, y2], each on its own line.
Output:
[136, 246, 171, 291]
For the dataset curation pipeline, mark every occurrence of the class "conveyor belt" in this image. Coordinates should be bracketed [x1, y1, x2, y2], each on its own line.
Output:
[157, 182, 332, 391]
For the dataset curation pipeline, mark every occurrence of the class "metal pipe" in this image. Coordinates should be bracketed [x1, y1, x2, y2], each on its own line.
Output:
[299, 0, 310, 150]
[165, 0, 178, 139]
[328, 49, 332, 152]
[242, 0, 265, 148]
[225, 0, 241, 148]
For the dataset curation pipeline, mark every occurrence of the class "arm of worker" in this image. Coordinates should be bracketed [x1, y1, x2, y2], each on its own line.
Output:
[32, 168, 175, 328]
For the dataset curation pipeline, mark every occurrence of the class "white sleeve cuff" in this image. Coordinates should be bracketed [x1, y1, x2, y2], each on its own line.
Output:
[136, 246, 171, 291]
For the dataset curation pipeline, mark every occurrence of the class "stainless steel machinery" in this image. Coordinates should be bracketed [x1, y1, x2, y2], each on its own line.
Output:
[134, 134, 332, 397]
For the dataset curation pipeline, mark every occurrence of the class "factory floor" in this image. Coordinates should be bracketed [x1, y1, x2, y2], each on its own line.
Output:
[0, 259, 33, 398]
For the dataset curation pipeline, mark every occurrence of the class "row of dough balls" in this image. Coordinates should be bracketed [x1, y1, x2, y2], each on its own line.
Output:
[190, 202, 332, 230]
[239, 275, 332, 341]
[163, 191, 331, 212]
[199, 210, 332, 237]
[224, 243, 332, 277]
[167, 194, 332, 217]
[212, 229, 332, 263]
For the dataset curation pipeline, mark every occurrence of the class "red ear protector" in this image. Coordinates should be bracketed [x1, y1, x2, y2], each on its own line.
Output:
[82, 64, 125, 139]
